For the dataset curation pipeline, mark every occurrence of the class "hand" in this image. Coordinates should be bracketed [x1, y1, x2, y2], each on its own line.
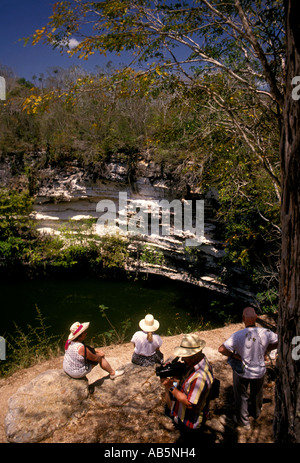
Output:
[160, 378, 173, 389]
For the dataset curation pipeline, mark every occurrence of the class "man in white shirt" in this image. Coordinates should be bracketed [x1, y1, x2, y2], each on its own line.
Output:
[218, 307, 278, 428]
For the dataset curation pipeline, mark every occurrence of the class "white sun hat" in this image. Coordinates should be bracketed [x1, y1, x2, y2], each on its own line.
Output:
[139, 314, 160, 332]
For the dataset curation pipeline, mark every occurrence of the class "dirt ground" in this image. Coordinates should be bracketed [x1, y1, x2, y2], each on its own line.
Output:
[0, 315, 278, 444]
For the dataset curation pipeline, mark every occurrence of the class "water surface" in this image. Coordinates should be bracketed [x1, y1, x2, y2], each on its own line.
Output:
[1, 275, 235, 344]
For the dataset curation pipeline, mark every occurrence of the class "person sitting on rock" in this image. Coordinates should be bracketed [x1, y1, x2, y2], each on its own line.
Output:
[63, 321, 124, 380]
[131, 314, 164, 367]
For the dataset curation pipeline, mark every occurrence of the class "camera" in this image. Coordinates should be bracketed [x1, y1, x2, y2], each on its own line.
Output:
[156, 357, 186, 379]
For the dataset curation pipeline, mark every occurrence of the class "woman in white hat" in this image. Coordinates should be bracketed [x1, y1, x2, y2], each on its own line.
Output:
[63, 321, 124, 380]
[130, 314, 164, 367]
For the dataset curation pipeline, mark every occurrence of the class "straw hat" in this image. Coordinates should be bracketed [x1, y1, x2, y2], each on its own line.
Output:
[139, 314, 160, 332]
[68, 321, 90, 341]
[174, 333, 206, 358]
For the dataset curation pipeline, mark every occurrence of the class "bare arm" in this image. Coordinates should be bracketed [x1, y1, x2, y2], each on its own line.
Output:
[218, 344, 242, 361]
[161, 378, 193, 409]
[77, 345, 104, 362]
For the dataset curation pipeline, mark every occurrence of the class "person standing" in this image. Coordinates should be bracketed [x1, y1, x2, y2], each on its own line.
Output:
[218, 307, 278, 429]
[161, 333, 214, 441]
[131, 314, 163, 366]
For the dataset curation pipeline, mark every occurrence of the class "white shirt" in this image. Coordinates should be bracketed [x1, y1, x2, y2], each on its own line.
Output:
[223, 326, 278, 379]
[63, 341, 92, 378]
[131, 331, 162, 356]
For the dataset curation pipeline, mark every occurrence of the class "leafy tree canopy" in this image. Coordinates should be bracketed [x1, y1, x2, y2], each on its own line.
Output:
[9, 0, 284, 304]
[25, 1, 284, 194]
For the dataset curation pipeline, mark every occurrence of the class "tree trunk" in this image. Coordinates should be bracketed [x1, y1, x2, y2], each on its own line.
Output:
[274, 0, 300, 443]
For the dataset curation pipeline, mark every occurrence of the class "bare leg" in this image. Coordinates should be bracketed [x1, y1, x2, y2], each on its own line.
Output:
[95, 348, 125, 379]
[95, 349, 115, 375]
[99, 356, 115, 376]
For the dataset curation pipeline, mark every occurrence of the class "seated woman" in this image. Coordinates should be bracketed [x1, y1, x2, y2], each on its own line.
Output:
[131, 314, 163, 367]
[63, 321, 124, 379]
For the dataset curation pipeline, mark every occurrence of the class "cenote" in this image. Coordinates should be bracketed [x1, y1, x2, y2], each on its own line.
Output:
[1, 274, 240, 344]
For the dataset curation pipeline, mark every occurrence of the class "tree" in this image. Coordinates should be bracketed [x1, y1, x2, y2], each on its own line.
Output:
[24, 3, 284, 289]
[28, 0, 284, 196]
[273, 0, 300, 443]
[27, 1, 300, 440]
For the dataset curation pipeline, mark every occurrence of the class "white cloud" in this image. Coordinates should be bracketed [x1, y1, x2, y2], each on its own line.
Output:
[58, 37, 81, 49]
[68, 38, 81, 49]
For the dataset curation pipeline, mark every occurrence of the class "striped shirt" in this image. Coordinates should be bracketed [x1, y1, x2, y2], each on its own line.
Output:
[171, 356, 214, 429]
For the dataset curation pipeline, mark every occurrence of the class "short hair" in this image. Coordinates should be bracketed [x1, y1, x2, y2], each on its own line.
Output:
[243, 307, 257, 320]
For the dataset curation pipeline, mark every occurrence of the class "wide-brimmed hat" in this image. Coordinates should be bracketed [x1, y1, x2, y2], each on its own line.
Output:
[174, 333, 206, 358]
[139, 314, 160, 332]
[68, 321, 90, 341]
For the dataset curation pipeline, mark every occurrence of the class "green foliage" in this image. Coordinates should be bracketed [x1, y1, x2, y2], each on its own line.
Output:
[166, 316, 212, 336]
[96, 233, 129, 270]
[0, 189, 34, 228]
[0, 306, 61, 377]
[208, 300, 237, 325]
[0, 1, 285, 312]
[97, 304, 132, 345]
[256, 290, 278, 315]
[35, 232, 129, 275]
[49, 242, 97, 269]
[0, 190, 40, 269]
[0, 191, 130, 276]
[140, 245, 165, 266]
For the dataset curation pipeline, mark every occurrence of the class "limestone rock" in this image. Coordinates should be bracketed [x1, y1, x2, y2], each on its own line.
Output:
[49, 362, 179, 443]
[4, 363, 180, 444]
[5, 369, 89, 443]
[91, 362, 161, 411]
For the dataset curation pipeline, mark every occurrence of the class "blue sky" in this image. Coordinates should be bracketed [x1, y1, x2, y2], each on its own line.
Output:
[0, 0, 119, 81]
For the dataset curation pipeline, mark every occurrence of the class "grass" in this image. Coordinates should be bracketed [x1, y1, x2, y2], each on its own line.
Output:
[0, 306, 62, 378]
[0, 305, 133, 378]
[0, 297, 240, 379]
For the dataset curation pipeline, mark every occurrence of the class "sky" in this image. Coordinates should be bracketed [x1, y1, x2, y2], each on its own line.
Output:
[0, 0, 197, 87]
[0, 0, 120, 82]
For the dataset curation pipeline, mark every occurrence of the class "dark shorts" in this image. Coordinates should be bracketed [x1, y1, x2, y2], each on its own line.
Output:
[85, 345, 98, 367]
[131, 350, 163, 367]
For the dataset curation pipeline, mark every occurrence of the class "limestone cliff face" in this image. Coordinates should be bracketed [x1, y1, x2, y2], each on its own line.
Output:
[30, 157, 232, 295]
[0, 152, 254, 302]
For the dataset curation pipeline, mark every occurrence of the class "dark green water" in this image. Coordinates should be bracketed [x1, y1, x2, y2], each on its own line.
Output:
[1, 275, 237, 344]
